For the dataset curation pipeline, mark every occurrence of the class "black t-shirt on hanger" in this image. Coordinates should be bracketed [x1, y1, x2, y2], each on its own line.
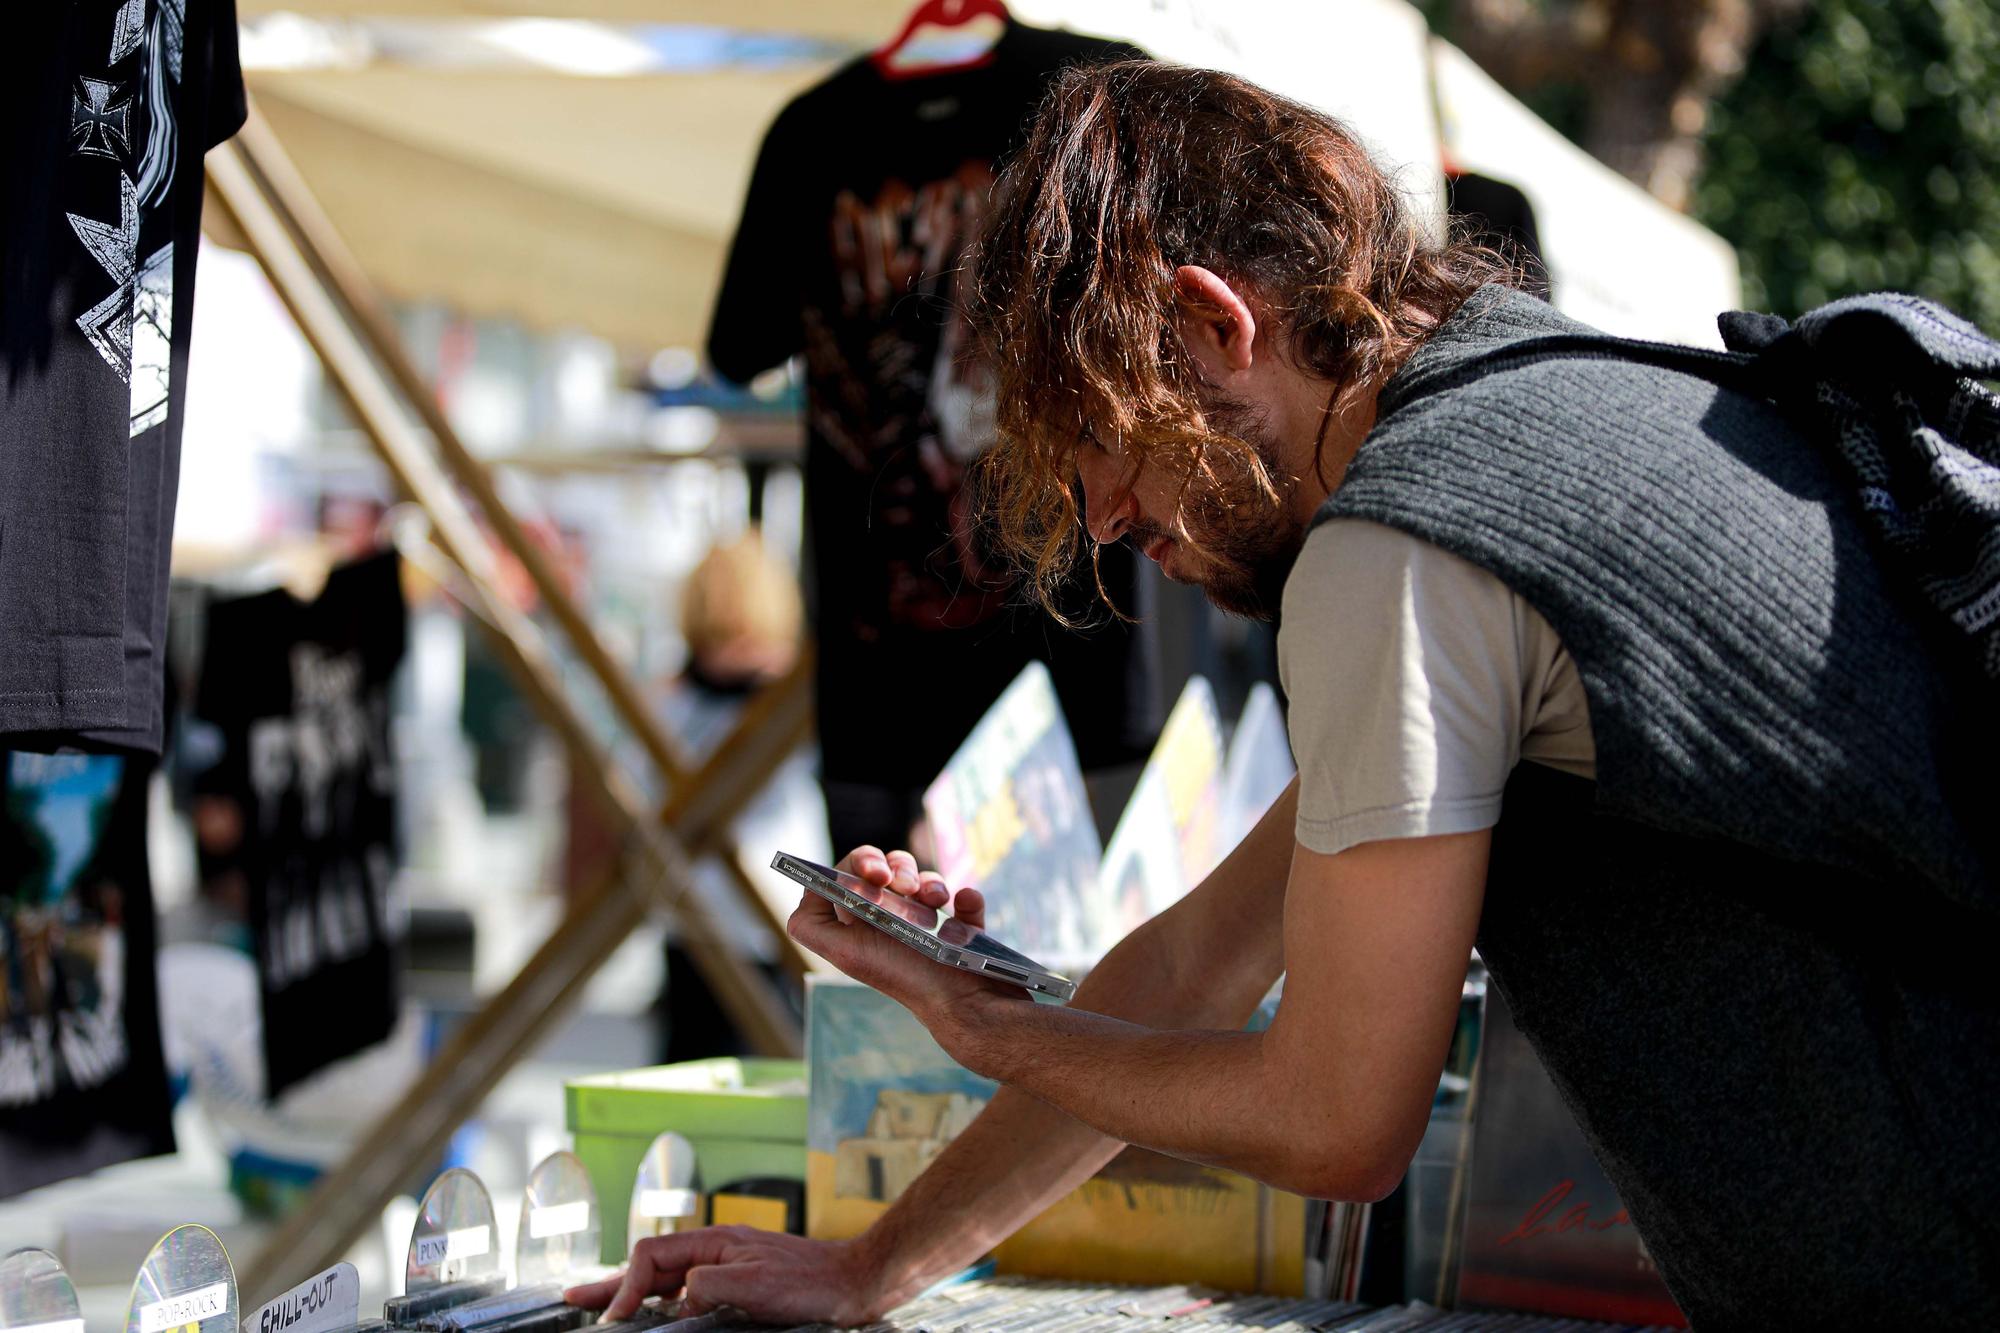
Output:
[0, 749, 175, 1198]
[0, 1, 246, 755]
[193, 551, 406, 1100]
[709, 23, 1160, 793]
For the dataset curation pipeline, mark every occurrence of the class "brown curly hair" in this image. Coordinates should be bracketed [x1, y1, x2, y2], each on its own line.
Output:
[968, 60, 1522, 617]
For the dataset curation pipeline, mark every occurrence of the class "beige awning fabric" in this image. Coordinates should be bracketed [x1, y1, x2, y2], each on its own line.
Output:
[236, 0, 909, 42]
[235, 89, 741, 349]
[214, 1, 1457, 351]
[222, 59, 838, 349]
[218, 6, 898, 350]
[248, 64, 829, 240]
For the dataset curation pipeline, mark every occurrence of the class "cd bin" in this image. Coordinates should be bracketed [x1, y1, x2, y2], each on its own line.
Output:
[565, 1058, 808, 1262]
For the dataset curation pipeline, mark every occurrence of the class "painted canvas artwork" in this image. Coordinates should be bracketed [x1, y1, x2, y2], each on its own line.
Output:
[924, 669, 1285, 966]
[1094, 678, 1226, 944]
[922, 663, 1102, 967]
[806, 977, 1305, 1293]
[807, 976, 997, 1206]
[1220, 682, 1295, 847]
[815, 674, 1306, 1293]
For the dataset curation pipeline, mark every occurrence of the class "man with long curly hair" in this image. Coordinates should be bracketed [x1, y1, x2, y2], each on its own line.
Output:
[572, 62, 1998, 1328]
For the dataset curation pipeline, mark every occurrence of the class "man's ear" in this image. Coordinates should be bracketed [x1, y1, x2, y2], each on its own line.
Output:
[1173, 265, 1258, 381]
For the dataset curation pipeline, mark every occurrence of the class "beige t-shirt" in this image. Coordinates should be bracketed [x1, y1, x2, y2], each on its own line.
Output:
[1278, 519, 1596, 857]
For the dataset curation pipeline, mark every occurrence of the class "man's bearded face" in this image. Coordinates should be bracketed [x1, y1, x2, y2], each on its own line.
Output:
[1111, 390, 1310, 621]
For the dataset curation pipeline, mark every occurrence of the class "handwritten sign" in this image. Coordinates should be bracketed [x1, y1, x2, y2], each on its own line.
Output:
[1497, 1180, 1636, 1246]
[243, 1264, 357, 1333]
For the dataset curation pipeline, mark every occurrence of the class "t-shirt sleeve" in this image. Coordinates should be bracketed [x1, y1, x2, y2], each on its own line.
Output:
[1278, 518, 1587, 856]
[206, 0, 248, 149]
[706, 97, 813, 384]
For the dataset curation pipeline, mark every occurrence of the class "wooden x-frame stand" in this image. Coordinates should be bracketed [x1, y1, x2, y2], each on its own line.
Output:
[208, 104, 816, 1304]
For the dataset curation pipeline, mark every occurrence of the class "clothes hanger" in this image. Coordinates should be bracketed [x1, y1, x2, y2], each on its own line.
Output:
[871, 0, 1011, 81]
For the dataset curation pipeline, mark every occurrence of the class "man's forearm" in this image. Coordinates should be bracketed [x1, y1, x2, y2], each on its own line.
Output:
[928, 828, 1495, 1208]
[854, 924, 1240, 1303]
[849, 783, 1299, 1308]
[943, 1004, 1302, 1191]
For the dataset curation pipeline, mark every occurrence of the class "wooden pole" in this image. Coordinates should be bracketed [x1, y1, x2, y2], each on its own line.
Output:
[226, 106, 812, 984]
[209, 137, 827, 1298]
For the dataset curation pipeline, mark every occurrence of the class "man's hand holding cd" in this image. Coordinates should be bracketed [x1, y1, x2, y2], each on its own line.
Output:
[787, 845, 1029, 1070]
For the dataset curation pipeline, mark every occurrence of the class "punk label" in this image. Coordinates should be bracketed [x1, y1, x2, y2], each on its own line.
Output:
[414, 1225, 490, 1269]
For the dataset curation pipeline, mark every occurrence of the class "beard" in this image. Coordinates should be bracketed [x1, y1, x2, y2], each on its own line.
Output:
[1134, 391, 1309, 621]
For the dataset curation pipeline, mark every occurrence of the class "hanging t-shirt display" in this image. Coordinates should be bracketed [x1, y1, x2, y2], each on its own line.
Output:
[0, 2, 245, 755]
[708, 22, 1159, 798]
[192, 552, 406, 1100]
[0, 750, 175, 1198]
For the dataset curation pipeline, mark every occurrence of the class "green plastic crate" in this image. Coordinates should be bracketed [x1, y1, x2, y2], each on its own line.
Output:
[567, 1057, 809, 1263]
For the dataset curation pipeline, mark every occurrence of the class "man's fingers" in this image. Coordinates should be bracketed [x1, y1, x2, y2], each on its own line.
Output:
[885, 849, 922, 900]
[789, 892, 846, 939]
[600, 1246, 658, 1321]
[837, 845, 891, 885]
[561, 1276, 620, 1310]
[681, 1260, 787, 1317]
[953, 886, 986, 929]
[915, 871, 951, 909]
[589, 1231, 749, 1321]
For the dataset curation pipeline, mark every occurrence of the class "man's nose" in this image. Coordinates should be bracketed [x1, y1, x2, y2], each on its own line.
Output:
[1079, 450, 1136, 545]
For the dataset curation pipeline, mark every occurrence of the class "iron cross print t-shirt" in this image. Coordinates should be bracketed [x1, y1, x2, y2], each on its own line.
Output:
[0, 2, 245, 754]
[708, 23, 1159, 791]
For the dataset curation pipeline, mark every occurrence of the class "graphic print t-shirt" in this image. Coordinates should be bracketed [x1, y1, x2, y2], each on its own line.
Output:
[709, 24, 1158, 788]
[193, 552, 405, 1099]
[0, 749, 175, 1198]
[0, 2, 245, 755]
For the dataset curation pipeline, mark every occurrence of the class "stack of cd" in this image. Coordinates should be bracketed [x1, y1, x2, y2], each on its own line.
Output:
[411, 1284, 583, 1333]
[383, 1279, 511, 1327]
[421, 1276, 1683, 1332]
[870, 1277, 1685, 1332]
[280, 1163, 1690, 1333]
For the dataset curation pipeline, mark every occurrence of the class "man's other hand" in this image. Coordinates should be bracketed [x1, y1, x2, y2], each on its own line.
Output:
[564, 1227, 888, 1326]
[832, 845, 983, 926]
[792, 846, 1029, 1069]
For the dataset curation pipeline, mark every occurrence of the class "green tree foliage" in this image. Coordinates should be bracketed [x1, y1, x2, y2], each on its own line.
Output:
[1695, 2, 2000, 325]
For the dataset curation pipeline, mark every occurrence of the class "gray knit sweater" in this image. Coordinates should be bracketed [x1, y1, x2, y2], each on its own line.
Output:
[1317, 288, 2000, 1328]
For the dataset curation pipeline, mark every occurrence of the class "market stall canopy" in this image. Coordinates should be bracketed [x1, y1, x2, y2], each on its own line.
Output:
[224, 2, 1738, 354]
[233, 73, 820, 350]
[1431, 38, 1742, 346]
[235, 0, 919, 39]
[223, 15, 856, 348]
[219, 0, 1447, 352]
